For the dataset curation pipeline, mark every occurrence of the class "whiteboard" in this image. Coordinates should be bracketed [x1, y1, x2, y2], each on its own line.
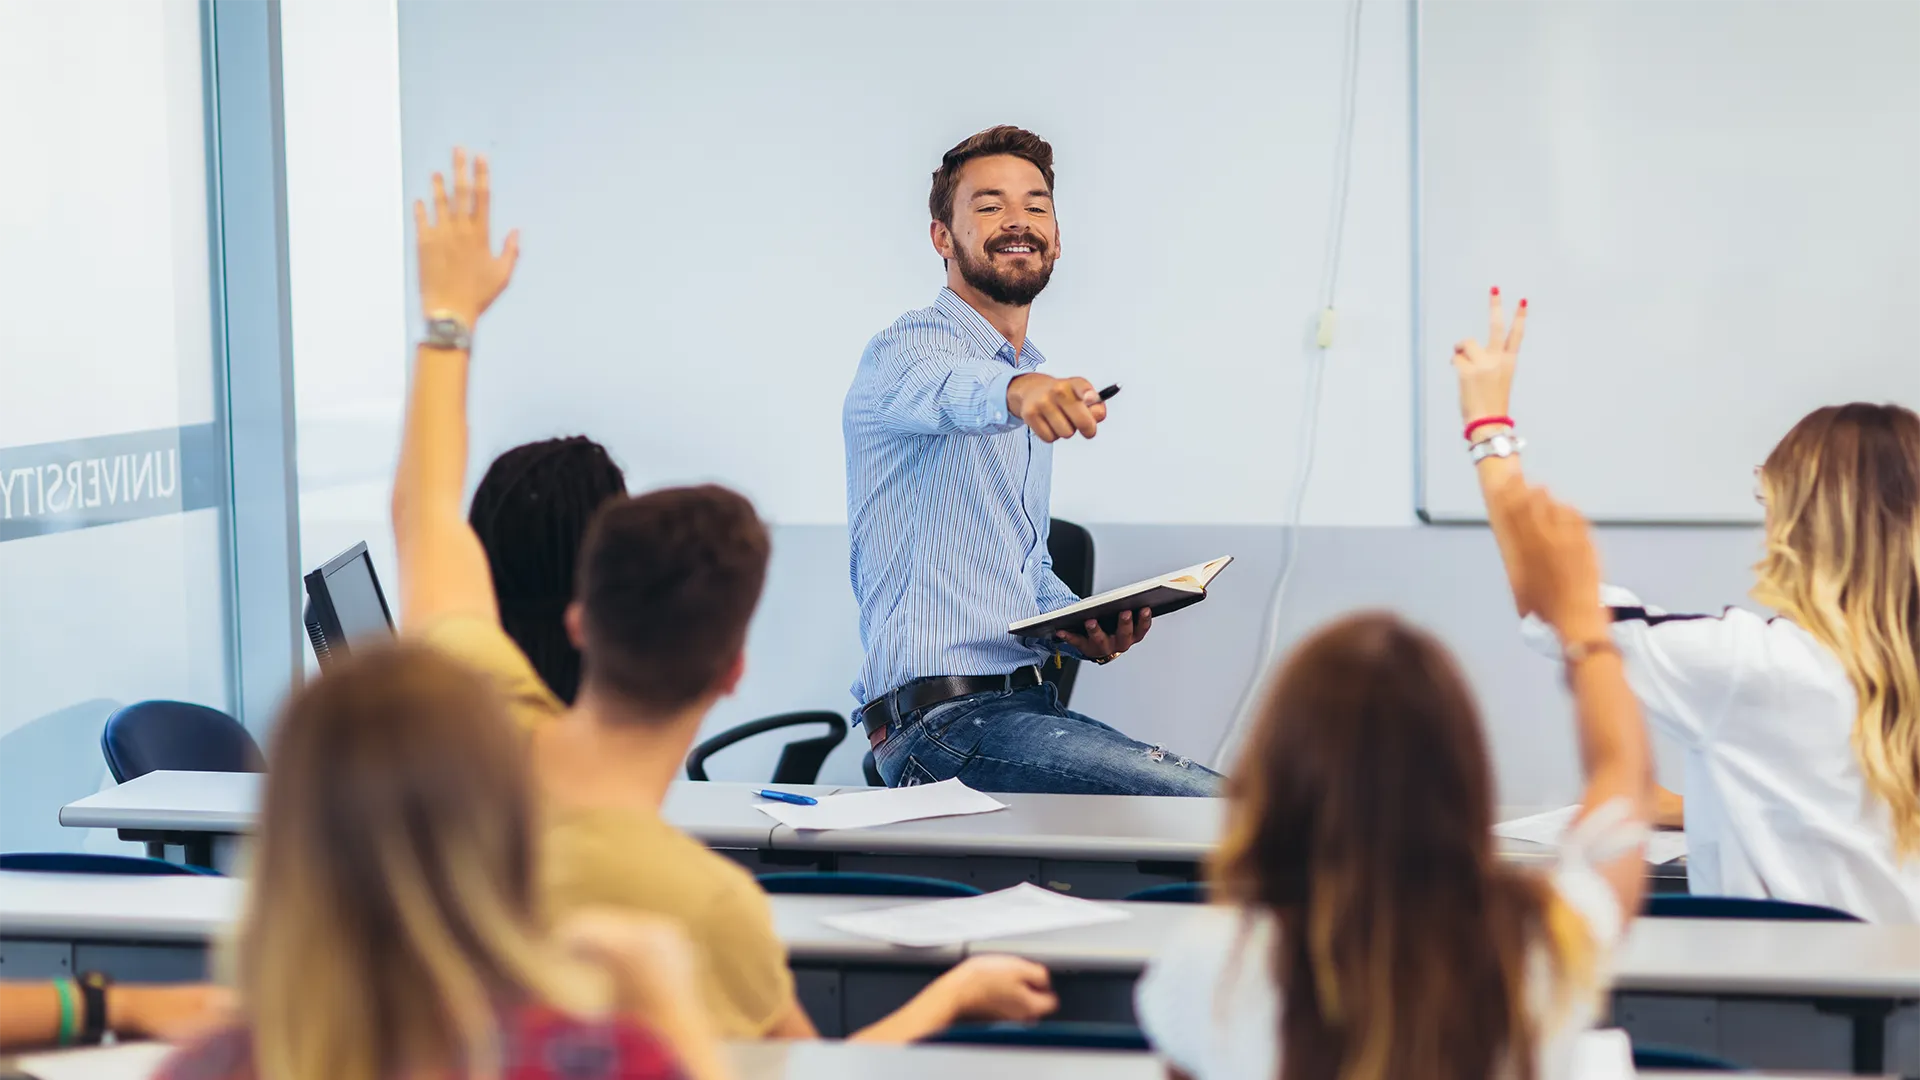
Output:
[1417, 0, 1920, 523]
[396, 0, 1379, 526]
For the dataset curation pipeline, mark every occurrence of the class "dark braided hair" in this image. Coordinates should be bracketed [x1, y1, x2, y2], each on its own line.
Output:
[468, 436, 627, 705]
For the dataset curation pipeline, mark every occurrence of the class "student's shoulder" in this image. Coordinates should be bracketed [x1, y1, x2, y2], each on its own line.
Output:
[415, 614, 565, 729]
[154, 1023, 255, 1080]
[543, 807, 767, 922]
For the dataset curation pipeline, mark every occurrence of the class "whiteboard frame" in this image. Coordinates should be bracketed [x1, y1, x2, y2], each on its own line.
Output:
[1409, 0, 1769, 528]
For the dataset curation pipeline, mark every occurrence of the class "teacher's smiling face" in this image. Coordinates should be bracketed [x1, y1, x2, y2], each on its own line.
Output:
[933, 154, 1061, 308]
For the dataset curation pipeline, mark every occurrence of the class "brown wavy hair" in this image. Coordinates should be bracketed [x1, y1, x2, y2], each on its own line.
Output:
[1215, 613, 1593, 1080]
[1753, 403, 1920, 852]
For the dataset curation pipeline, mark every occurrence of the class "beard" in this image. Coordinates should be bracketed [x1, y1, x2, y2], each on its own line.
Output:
[953, 233, 1055, 307]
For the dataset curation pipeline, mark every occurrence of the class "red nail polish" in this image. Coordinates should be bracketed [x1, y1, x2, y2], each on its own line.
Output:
[1519, 298, 1528, 309]
[1491, 286, 1500, 297]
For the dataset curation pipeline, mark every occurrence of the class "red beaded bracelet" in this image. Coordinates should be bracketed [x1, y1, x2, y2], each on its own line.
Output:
[1464, 416, 1514, 442]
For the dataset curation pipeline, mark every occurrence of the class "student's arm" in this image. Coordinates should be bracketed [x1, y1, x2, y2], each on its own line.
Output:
[1653, 785, 1685, 829]
[1452, 290, 1530, 611]
[391, 147, 520, 632]
[1498, 485, 1655, 918]
[0, 982, 232, 1050]
[761, 956, 1057, 1044]
[845, 955, 1057, 1044]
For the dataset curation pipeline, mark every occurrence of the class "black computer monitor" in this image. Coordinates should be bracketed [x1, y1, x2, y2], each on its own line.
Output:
[302, 541, 395, 670]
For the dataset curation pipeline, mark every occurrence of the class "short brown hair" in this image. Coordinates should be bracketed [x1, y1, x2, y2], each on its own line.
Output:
[929, 125, 1055, 227]
[576, 484, 770, 715]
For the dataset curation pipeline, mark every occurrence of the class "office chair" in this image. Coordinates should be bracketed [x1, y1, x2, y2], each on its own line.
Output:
[684, 711, 848, 784]
[1125, 881, 1209, 904]
[755, 872, 981, 899]
[100, 701, 263, 784]
[0, 852, 220, 877]
[1629, 1044, 1743, 1071]
[1644, 895, 1861, 922]
[1042, 518, 1095, 709]
[926, 1022, 1151, 1051]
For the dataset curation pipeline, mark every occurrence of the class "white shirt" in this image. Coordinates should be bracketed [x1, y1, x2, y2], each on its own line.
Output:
[1525, 585, 1920, 923]
[1137, 805, 1637, 1080]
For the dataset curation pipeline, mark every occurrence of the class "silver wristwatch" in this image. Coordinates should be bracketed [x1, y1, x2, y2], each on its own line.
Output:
[1468, 431, 1526, 464]
[421, 312, 473, 352]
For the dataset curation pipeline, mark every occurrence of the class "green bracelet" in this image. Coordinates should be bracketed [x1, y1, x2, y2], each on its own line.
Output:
[54, 976, 79, 1046]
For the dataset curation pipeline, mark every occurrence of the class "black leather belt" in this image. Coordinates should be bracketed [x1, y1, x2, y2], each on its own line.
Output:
[858, 666, 1044, 750]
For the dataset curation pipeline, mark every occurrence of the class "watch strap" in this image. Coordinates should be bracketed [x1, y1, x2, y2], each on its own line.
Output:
[421, 312, 473, 352]
[1468, 432, 1526, 463]
[78, 970, 111, 1045]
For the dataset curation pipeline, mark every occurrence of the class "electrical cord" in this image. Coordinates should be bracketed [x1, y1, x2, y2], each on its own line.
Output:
[1210, 0, 1366, 769]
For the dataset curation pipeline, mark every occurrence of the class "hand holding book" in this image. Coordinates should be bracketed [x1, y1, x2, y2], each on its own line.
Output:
[1055, 607, 1153, 661]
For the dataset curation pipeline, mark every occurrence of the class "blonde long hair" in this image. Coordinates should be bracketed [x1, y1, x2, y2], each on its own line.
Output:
[234, 644, 607, 1080]
[1215, 614, 1596, 1080]
[1753, 403, 1920, 853]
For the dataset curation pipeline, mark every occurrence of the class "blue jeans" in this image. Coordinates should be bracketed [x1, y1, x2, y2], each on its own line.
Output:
[871, 683, 1222, 796]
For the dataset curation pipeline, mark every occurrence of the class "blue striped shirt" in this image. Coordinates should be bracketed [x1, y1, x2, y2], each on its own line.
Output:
[843, 288, 1082, 704]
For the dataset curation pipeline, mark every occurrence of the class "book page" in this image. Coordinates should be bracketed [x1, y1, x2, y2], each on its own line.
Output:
[754, 778, 1007, 830]
[819, 882, 1131, 948]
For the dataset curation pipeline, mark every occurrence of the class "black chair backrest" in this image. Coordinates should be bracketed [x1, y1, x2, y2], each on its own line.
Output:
[1043, 518, 1095, 708]
[1643, 894, 1862, 922]
[100, 701, 264, 784]
[684, 711, 848, 785]
[0, 852, 221, 876]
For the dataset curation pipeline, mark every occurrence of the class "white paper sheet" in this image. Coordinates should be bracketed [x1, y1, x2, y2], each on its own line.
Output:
[11, 1041, 174, 1080]
[754, 777, 1007, 831]
[1570, 1028, 1635, 1080]
[1494, 805, 1689, 865]
[820, 882, 1132, 948]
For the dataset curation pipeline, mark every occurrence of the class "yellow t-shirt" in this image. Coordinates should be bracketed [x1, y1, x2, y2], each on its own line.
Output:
[417, 615, 566, 731]
[420, 615, 795, 1038]
[542, 805, 796, 1038]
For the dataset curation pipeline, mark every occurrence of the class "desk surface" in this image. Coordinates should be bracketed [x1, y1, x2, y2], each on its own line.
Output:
[65, 774, 1638, 873]
[57, 772, 846, 851]
[0, 871, 241, 942]
[2, 1040, 1886, 1080]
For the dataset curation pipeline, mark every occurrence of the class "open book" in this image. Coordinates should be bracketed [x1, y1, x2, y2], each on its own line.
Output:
[1010, 556, 1233, 638]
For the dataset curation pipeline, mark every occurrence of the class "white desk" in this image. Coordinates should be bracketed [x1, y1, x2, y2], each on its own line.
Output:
[3, 1040, 1888, 1080]
[57, 772, 845, 870]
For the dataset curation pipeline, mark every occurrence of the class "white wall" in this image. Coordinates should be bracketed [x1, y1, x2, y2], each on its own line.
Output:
[284, 2, 1743, 799]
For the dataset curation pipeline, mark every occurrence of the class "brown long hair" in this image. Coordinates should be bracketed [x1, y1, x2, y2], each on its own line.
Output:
[1216, 613, 1592, 1080]
[234, 644, 608, 1080]
[1753, 403, 1920, 852]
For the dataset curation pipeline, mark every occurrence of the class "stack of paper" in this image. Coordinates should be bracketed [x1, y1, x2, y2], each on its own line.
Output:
[1494, 805, 1689, 865]
[1570, 1029, 1634, 1080]
[821, 882, 1131, 948]
[753, 777, 1007, 831]
[12, 1042, 175, 1080]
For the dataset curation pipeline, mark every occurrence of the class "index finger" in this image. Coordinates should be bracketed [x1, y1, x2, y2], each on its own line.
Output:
[1488, 286, 1507, 350]
[451, 147, 471, 218]
[1063, 399, 1099, 439]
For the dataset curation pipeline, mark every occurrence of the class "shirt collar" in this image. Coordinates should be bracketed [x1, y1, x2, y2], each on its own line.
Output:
[934, 287, 1045, 368]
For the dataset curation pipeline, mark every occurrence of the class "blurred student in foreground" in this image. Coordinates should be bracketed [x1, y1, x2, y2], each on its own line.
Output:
[1139, 480, 1654, 1080]
[389, 148, 1057, 1042]
[153, 644, 726, 1080]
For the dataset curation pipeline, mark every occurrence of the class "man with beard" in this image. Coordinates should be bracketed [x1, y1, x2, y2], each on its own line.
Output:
[842, 126, 1221, 796]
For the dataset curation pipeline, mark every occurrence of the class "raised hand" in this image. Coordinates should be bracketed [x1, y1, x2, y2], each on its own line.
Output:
[1007, 373, 1108, 442]
[414, 147, 520, 327]
[1451, 288, 1528, 427]
[1498, 483, 1605, 638]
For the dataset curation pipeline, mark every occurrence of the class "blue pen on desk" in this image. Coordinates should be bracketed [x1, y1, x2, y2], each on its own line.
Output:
[756, 788, 818, 806]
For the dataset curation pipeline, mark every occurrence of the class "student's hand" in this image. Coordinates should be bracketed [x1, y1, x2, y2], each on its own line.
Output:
[1057, 608, 1151, 661]
[1008, 373, 1108, 442]
[109, 983, 235, 1043]
[414, 147, 520, 328]
[1502, 485, 1606, 640]
[935, 955, 1058, 1023]
[1451, 289, 1527, 426]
